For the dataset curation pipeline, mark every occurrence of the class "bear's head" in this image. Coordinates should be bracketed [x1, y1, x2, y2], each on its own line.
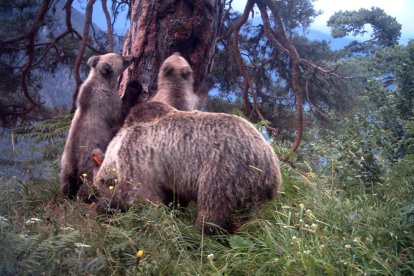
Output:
[91, 148, 119, 199]
[87, 53, 134, 85]
[158, 52, 194, 87]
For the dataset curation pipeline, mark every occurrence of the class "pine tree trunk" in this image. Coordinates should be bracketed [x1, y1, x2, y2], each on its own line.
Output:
[119, 0, 225, 98]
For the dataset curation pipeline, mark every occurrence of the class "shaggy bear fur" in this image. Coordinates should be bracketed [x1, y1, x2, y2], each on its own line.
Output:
[94, 101, 281, 234]
[149, 52, 213, 111]
[93, 52, 281, 235]
[60, 53, 136, 199]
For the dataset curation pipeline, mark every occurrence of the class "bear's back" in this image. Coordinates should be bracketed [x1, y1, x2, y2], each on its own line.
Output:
[117, 108, 281, 202]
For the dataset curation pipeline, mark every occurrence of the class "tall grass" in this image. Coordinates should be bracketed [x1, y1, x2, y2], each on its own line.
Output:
[0, 157, 413, 275]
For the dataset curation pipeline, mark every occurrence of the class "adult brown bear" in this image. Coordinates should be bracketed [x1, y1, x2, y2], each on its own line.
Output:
[93, 54, 282, 235]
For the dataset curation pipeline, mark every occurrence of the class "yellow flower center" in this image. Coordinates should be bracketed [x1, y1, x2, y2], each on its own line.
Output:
[136, 250, 144, 259]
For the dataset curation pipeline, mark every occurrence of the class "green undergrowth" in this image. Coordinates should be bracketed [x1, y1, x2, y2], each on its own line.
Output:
[0, 159, 413, 275]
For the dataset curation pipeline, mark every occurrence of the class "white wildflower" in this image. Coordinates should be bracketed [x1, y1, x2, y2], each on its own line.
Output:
[74, 242, 91, 248]
[207, 254, 214, 260]
[61, 226, 75, 231]
[0, 216, 10, 229]
[345, 244, 352, 249]
[25, 218, 41, 225]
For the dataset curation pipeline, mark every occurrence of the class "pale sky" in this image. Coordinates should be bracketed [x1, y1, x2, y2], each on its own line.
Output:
[232, 0, 414, 43]
[312, 0, 414, 40]
[76, 1, 414, 43]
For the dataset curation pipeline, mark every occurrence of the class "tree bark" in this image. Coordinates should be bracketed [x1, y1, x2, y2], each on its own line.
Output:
[119, 0, 225, 98]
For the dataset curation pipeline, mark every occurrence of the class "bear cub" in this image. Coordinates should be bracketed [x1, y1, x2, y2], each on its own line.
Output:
[60, 53, 136, 200]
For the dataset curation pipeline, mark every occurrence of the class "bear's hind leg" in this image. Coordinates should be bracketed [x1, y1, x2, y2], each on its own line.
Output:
[195, 192, 235, 235]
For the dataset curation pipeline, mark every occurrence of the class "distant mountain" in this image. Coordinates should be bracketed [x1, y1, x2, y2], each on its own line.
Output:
[304, 29, 353, 50]
[306, 28, 412, 47]
[247, 16, 352, 50]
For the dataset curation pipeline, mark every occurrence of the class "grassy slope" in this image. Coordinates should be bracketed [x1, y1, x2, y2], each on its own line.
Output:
[0, 159, 413, 275]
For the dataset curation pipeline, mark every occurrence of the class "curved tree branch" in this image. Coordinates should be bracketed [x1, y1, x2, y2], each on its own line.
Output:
[2, 0, 53, 117]
[0, 0, 51, 46]
[33, 0, 104, 68]
[231, 0, 265, 121]
[305, 79, 331, 122]
[241, 80, 253, 116]
[258, 2, 303, 154]
[71, 0, 96, 112]
[102, 0, 114, 52]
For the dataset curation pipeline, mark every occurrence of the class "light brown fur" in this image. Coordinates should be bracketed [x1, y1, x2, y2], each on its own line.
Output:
[94, 101, 282, 234]
[149, 52, 213, 111]
[60, 53, 133, 199]
[93, 53, 281, 235]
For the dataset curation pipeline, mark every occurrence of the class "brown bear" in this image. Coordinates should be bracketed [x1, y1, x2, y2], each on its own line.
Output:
[94, 101, 282, 234]
[149, 52, 213, 111]
[60, 53, 136, 200]
[93, 52, 281, 235]
[92, 52, 213, 190]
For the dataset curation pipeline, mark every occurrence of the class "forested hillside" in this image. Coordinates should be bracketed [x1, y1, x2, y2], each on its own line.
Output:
[0, 0, 413, 274]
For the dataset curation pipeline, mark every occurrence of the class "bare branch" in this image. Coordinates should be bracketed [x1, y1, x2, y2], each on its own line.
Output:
[305, 79, 331, 122]
[64, 0, 76, 35]
[20, 36, 38, 108]
[241, 80, 253, 116]
[32, 0, 104, 68]
[102, 0, 114, 52]
[300, 59, 353, 78]
[71, 0, 96, 112]
[3, 36, 38, 116]
[90, 23, 106, 50]
[231, 0, 265, 121]
[1, 0, 54, 117]
[258, 2, 303, 153]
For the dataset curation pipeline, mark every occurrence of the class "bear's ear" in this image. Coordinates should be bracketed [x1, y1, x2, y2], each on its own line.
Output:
[99, 62, 113, 76]
[122, 55, 134, 67]
[163, 64, 174, 77]
[87, 55, 100, 68]
[172, 51, 181, 56]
